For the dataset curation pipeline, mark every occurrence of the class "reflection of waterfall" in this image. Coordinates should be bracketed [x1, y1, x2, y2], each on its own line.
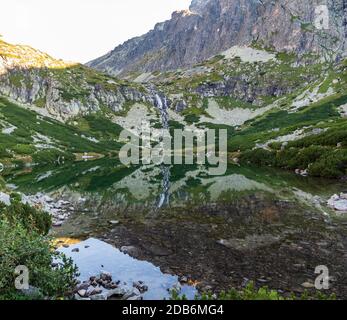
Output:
[154, 94, 169, 129]
[156, 165, 171, 208]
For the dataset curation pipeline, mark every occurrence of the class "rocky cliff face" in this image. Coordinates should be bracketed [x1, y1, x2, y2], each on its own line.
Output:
[0, 39, 164, 122]
[87, 0, 347, 77]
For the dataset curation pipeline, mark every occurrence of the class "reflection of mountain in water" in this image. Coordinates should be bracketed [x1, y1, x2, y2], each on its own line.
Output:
[6, 161, 347, 298]
[7, 160, 345, 216]
[86, 165, 276, 209]
[156, 166, 171, 209]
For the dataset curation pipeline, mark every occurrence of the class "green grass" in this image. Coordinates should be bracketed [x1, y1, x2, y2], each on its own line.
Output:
[6, 158, 137, 193]
[9, 73, 24, 87]
[170, 281, 336, 301]
[228, 94, 344, 152]
[181, 105, 210, 124]
[0, 97, 124, 164]
[318, 72, 337, 94]
[34, 96, 46, 108]
[75, 114, 124, 143]
[240, 120, 347, 178]
[214, 96, 255, 109]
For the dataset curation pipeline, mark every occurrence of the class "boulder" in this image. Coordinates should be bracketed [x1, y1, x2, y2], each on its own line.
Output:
[334, 200, 347, 211]
[90, 293, 108, 300]
[77, 289, 87, 297]
[100, 271, 112, 281]
[106, 288, 126, 299]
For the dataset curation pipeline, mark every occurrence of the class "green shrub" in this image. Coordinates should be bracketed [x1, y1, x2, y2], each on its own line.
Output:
[12, 127, 33, 139]
[275, 146, 327, 170]
[0, 219, 78, 299]
[289, 126, 347, 148]
[308, 150, 347, 178]
[32, 150, 75, 164]
[0, 198, 78, 299]
[0, 176, 5, 191]
[0, 195, 51, 235]
[170, 281, 336, 301]
[241, 145, 347, 178]
[240, 149, 275, 166]
[184, 114, 200, 124]
[0, 146, 12, 158]
[218, 282, 284, 300]
[12, 144, 36, 155]
[268, 141, 282, 151]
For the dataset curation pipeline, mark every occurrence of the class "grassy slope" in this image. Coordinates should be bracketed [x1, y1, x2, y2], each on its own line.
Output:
[152, 50, 324, 110]
[160, 51, 347, 178]
[0, 97, 123, 165]
[2, 37, 347, 178]
[236, 60, 347, 178]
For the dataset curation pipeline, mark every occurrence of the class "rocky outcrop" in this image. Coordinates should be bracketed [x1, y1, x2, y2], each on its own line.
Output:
[193, 76, 297, 104]
[87, 0, 347, 77]
[0, 39, 170, 122]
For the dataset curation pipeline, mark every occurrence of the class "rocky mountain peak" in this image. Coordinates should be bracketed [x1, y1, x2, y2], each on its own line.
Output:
[189, 0, 211, 13]
[87, 0, 346, 77]
[0, 39, 71, 71]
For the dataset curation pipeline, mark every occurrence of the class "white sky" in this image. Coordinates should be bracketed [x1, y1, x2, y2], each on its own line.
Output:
[0, 0, 191, 63]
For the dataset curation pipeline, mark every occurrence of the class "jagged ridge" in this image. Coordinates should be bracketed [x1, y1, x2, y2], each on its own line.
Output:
[87, 0, 347, 77]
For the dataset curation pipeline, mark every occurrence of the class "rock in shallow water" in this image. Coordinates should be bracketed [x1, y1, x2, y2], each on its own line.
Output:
[90, 293, 108, 300]
[77, 289, 87, 297]
[107, 288, 126, 299]
[123, 287, 141, 300]
[74, 293, 91, 301]
[52, 221, 63, 227]
[90, 288, 102, 295]
[120, 245, 138, 255]
[100, 270, 112, 281]
[64, 238, 197, 300]
[127, 295, 143, 300]
[334, 200, 347, 211]
[327, 194, 347, 211]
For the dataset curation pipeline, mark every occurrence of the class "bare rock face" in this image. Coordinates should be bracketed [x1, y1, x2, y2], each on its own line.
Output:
[189, 0, 210, 13]
[0, 39, 162, 121]
[87, 0, 347, 77]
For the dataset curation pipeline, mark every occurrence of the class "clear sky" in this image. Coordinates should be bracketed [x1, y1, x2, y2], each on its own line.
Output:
[0, 0, 191, 63]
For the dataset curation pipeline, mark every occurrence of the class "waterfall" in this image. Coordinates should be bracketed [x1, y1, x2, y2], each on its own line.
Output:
[154, 94, 169, 129]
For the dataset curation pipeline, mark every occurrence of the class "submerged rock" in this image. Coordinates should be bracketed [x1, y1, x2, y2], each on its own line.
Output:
[77, 289, 87, 297]
[52, 221, 63, 227]
[74, 293, 91, 301]
[127, 295, 143, 300]
[123, 287, 142, 300]
[334, 200, 347, 212]
[90, 293, 108, 300]
[120, 245, 138, 255]
[217, 234, 281, 251]
[100, 271, 112, 281]
[107, 288, 126, 299]
[327, 194, 347, 212]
